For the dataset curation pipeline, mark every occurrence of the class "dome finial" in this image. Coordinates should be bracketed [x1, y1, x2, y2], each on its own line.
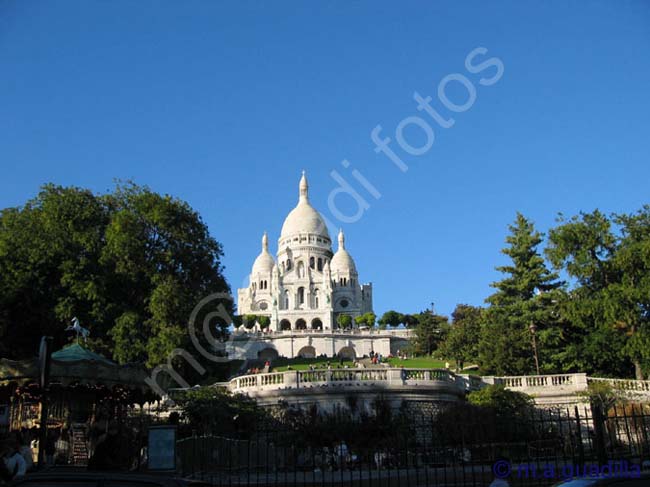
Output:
[262, 231, 268, 251]
[338, 228, 345, 250]
[299, 171, 309, 202]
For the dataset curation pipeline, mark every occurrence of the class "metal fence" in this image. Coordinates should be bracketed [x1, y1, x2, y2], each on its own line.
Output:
[177, 403, 650, 486]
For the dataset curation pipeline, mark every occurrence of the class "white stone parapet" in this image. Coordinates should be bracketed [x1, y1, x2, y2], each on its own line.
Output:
[588, 377, 650, 392]
[230, 367, 458, 393]
[228, 371, 650, 408]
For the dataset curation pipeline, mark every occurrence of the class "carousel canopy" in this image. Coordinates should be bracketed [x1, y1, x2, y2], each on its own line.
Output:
[51, 343, 117, 365]
[0, 343, 152, 392]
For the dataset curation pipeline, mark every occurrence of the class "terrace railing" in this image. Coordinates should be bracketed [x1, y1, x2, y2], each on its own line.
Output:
[229, 368, 458, 394]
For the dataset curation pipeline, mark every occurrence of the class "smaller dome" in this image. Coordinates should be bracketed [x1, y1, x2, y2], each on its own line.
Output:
[330, 229, 357, 274]
[252, 232, 275, 275]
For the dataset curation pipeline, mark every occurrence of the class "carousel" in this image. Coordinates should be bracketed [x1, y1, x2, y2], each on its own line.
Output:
[0, 342, 157, 465]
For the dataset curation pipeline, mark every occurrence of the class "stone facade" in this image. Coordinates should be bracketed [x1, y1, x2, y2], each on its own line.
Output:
[238, 172, 373, 334]
[226, 329, 412, 361]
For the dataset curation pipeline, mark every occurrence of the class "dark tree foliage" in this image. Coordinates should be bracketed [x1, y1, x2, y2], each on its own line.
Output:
[411, 311, 450, 356]
[0, 183, 233, 367]
[174, 387, 262, 438]
[378, 310, 404, 329]
[547, 207, 650, 379]
[438, 304, 483, 370]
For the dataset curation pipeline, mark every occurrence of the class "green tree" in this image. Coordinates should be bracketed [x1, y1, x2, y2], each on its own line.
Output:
[257, 315, 271, 329]
[0, 183, 233, 368]
[242, 314, 258, 329]
[175, 387, 264, 438]
[411, 311, 450, 356]
[354, 312, 376, 328]
[0, 185, 109, 358]
[402, 314, 418, 328]
[547, 208, 650, 379]
[479, 213, 564, 375]
[337, 314, 352, 329]
[438, 304, 482, 370]
[467, 384, 533, 417]
[378, 310, 404, 329]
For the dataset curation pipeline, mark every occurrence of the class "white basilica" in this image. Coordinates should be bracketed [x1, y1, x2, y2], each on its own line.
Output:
[229, 172, 410, 360]
[237, 172, 373, 332]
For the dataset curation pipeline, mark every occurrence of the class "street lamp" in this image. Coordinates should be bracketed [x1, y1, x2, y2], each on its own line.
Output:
[529, 322, 540, 375]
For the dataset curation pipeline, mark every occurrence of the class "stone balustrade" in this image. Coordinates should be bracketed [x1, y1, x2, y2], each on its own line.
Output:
[229, 367, 456, 394]
[588, 377, 650, 392]
[488, 373, 587, 390]
[228, 370, 650, 407]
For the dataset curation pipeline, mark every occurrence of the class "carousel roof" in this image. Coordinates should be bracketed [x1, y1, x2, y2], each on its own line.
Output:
[51, 343, 116, 365]
[0, 343, 151, 392]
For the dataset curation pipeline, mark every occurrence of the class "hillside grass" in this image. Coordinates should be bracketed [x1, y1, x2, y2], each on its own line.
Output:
[271, 357, 354, 371]
[268, 356, 480, 374]
[387, 357, 448, 369]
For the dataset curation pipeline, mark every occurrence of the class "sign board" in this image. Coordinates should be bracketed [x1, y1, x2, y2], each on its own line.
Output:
[147, 425, 177, 471]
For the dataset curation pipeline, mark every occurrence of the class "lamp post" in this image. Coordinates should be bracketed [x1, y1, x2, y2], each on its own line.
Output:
[529, 322, 540, 375]
[37, 336, 53, 468]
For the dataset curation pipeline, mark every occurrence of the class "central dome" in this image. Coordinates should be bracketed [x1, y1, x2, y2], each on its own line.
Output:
[280, 172, 331, 240]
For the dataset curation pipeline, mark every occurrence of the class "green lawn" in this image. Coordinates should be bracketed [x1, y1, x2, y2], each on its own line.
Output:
[387, 357, 448, 369]
[269, 356, 480, 374]
[387, 357, 481, 374]
[271, 357, 354, 371]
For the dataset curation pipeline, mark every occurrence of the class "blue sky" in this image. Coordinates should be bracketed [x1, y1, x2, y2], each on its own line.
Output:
[1, 1, 649, 317]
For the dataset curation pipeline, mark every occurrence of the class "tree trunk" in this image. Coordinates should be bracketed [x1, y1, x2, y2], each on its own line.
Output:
[633, 360, 644, 380]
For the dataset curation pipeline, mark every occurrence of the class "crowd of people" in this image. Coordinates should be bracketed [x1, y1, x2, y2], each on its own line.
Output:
[0, 414, 147, 483]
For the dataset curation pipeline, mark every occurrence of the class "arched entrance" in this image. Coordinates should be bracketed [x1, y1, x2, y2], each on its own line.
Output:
[337, 346, 356, 360]
[258, 348, 279, 361]
[311, 318, 323, 330]
[297, 346, 316, 358]
[279, 319, 291, 331]
[295, 318, 307, 330]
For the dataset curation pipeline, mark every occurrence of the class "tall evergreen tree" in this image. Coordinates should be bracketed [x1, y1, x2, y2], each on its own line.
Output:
[479, 213, 564, 375]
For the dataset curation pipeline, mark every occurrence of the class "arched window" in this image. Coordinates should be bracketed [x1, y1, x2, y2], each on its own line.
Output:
[314, 289, 319, 308]
[317, 258, 323, 271]
[298, 287, 305, 305]
[309, 257, 315, 269]
[279, 319, 291, 331]
[284, 290, 290, 310]
[286, 259, 292, 271]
